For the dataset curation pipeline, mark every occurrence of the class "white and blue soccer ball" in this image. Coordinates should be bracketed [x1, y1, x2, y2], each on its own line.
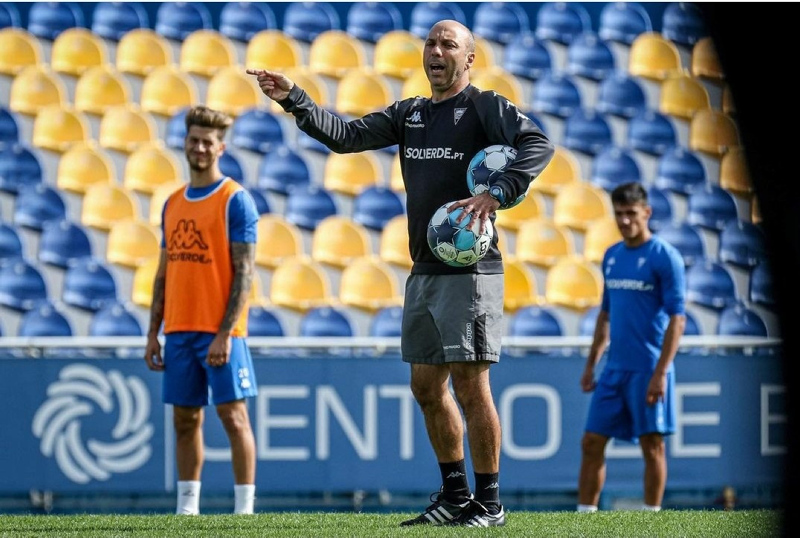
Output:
[466, 144, 526, 209]
[427, 201, 494, 267]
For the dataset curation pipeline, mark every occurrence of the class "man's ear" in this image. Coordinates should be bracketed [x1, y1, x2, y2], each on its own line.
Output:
[465, 51, 475, 70]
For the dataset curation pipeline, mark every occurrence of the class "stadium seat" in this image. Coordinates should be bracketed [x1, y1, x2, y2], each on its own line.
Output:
[74, 65, 132, 116]
[254, 214, 304, 269]
[595, 72, 647, 118]
[659, 73, 711, 121]
[63, 256, 118, 312]
[98, 104, 157, 153]
[269, 256, 332, 312]
[689, 109, 740, 158]
[219, 152, 246, 185]
[311, 215, 372, 268]
[18, 301, 72, 337]
[282, 1, 340, 43]
[379, 214, 411, 269]
[400, 68, 432, 100]
[51, 28, 108, 77]
[81, 183, 139, 231]
[0, 258, 47, 312]
[0, 2, 20, 28]
[471, 66, 526, 107]
[552, 181, 612, 233]
[749, 261, 774, 308]
[206, 66, 262, 118]
[116, 28, 173, 77]
[655, 222, 705, 267]
[545, 256, 603, 311]
[154, 2, 212, 42]
[38, 219, 93, 269]
[27, 2, 84, 41]
[534, 2, 590, 45]
[509, 304, 563, 337]
[148, 181, 183, 226]
[719, 146, 753, 197]
[9, 65, 67, 116]
[690, 36, 723, 80]
[285, 184, 338, 231]
[717, 302, 767, 337]
[123, 142, 181, 195]
[583, 217, 622, 263]
[339, 256, 402, 312]
[563, 108, 613, 156]
[515, 217, 575, 267]
[647, 185, 673, 232]
[494, 190, 547, 231]
[686, 183, 738, 232]
[530, 72, 582, 118]
[219, 1, 276, 43]
[14, 184, 67, 231]
[0, 222, 22, 262]
[0, 28, 43, 75]
[628, 32, 684, 81]
[653, 145, 706, 195]
[346, 1, 403, 44]
[718, 220, 768, 269]
[56, 141, 115, 195]
[323, 151, 382, 197]
[257, 144, 311, 196]
[685, 260, 737, 310]
[245, 30, 304, 72]
[130, 254, 158, 307]
[409, 2, 467, 39]
[247, 304, 285, 337]
[0, 143, 43, 194]
[0, 107, 18, 146]
[32, 104, 90, 153]
[309, 30, 366, 79]
[472, 1, 529, 44]
[335, 68, 393, 117]
[627, 108, 677, 156]
[246, 187, 271, 217]
[91, 2, 148, 41]
[473, 35, 497, 70]
[370, 304, 403, 337]
[661, 2, 708, 48]
[502, 32, 552, 82]
[598, 1, 652, 45]
[231, 107, 284, 155]
[300, 306, 355, 337]
[373, 30, 424, 80]
[503, 258, 543, 312]
[352, 186, 405, 231]
[106, 219, 160, 269]
[683, 309, 702, 337]
[578, 305, 600, 336]
[529, 145, 581, 196]
[566, 32, 616, 81]
[722, 84, 736, 117]
[590, 145, 641, 191]
[89, 300, 144, 336]
[179, 29, 236, 78]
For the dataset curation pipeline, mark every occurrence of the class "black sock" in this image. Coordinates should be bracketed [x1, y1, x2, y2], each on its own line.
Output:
[439, 460, 470, 501]
[475, 472, 500, 508]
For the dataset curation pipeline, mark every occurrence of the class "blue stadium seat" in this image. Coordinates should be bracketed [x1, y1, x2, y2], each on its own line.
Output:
[300, 306, 354, 337]
[509, 305, 563, 337]
[718, 220, 768, 269]
[579, 305, 600, 336]
[220, 151, 246, 185]
[0, 2, 21, 28]
[686, 260, 737, 310]
[231, 107, 284, 155]
[283, 1, 340, 43]
[165, 107, 189, 150]
[595, 72, 647, 118]
[91, 2, 148, 41]
[656, 222, 705, 267]
[257, 144, 311, 196]
[0, 223, 23, 262]
[647, 185, 673, 232]
[684, 309, 701, 336]
[535, 1, 591, 45]
[654, 145, 706, 195]
[563, 109, 613, 156]
[627, 109, 677, 156]
[0, 143, 44, 195]
[62, 257, 118, 312]
[352, 186, 405, 231]
[219, 2, 277, 42]
[248, 304, 285, 337]
[369, 305, 403, 337]
[38, 219, 93, 269]
[18, 300, 72, 337]
[28, 2, 84, 41]
[590, 145, 641, 191]
[717, 302, 767, 337]
[661, 2, 708, 47]
[346, 2, 402, 43]
[285, 184, 338, 231]
[155, 2, 212, 41]
[246, 187, 272, 216]
[530, 72, 582, 118]
[409, 2, 466, 39]
[566, 32, 616, 81]
[686, 184, 738, 232]
[0, 257, 48, 312]
[503, 32, 552, 82]
[598, 1, 652, 45]
[14, 184, 67, 231]
[473, 2, 530, 45]
[749, 262, 774, 308]
[0, 106, 19, 145]
[89, 300, 143, 336]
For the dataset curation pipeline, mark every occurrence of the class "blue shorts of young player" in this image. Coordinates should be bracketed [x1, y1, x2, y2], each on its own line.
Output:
[163, 332, 258, 406]
[584, 369, 676, 443]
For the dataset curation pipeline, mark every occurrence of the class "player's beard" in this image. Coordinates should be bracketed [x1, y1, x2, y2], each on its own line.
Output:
[187, 155, 211, 172]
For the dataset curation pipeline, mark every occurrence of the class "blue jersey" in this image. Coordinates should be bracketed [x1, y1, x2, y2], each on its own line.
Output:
[601, 235, 686, 372]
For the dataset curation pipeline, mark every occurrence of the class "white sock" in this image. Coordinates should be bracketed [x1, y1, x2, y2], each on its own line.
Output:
[234, 484, 256, 514]
[577, 504, 598, 513]
[642, 504, 661, 512]
[176, 480, 201, 515]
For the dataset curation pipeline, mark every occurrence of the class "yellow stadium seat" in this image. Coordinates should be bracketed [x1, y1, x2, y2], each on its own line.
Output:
[132, 254, 160, 307]
[82, 183, 139, 231]
[751, 195, 761, 225]
[515, 217, 575, 268]
[530, 145, 581, 196]
[323, 151, 383, 196]
[99, 104, 157, 154]
[32, 105, 90, 153]
[106, 219, 160, 269]
[374, 30, 424, 79]
[494, 190, 547, 231]
[339, 256, 402, 312]
[689, 109, 740, 157]
[474, 36, 496, 70]
[74, 65, 132, 116]
[628, 32, 684, 81]
[9, 64, 67, 116]
[309, 30, 366, 79]
[140, 65, 199, 117]
[553, 182, 612, 232]
[471, 66, 526, 108]
[659, 73, 710, 120]
[400, 68, 431, 100]
[379, 214, 411, 269]
[50, 28, 107, 76]
[722, 84, 735, 116]
[503, 258, 543, 313]
[270, 68, 330, 114]
[311, 215, 372, 268]
[245, 30, 303, 71]
[269, 256, 332, 312]
[719, 146, 754, 197]
[390, 151, 404, 192]
[206, 65, 262, 117]
[545, 256, 603, 311]
[0, 28, 43, 75]
[180, 29, 236, 78]
[690, 36, 723, 80]
[149, 182, 184, 227]
[116, 28, 173, 77]
[583, 217, 623, 263]
[254, 215, 305, 269]
[336, 68, 393, 117]
[124, 142, 182, 195]
[57, 142, 116, 194]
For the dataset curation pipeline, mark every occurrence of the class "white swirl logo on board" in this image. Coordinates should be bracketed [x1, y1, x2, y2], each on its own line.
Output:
[32, 364, 154, 484]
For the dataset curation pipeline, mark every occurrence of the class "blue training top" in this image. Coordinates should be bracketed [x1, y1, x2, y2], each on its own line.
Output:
[601, 235, 686, 372]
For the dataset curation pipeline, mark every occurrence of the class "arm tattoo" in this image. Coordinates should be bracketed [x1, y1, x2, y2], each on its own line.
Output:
[147, 251, 167, 336]
[219, 242, 256, 335]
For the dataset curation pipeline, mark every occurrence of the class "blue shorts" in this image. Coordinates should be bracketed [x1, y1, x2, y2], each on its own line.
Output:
[584, 368, 675, 444]
[163, 332, 258, 407]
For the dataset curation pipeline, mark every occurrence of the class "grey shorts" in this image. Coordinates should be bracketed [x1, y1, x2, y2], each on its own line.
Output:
[401, 273, 504, 364]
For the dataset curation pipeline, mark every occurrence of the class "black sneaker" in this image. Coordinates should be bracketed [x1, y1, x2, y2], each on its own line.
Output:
[400, 490, 472, 526]
[450, 499, 506, 527]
